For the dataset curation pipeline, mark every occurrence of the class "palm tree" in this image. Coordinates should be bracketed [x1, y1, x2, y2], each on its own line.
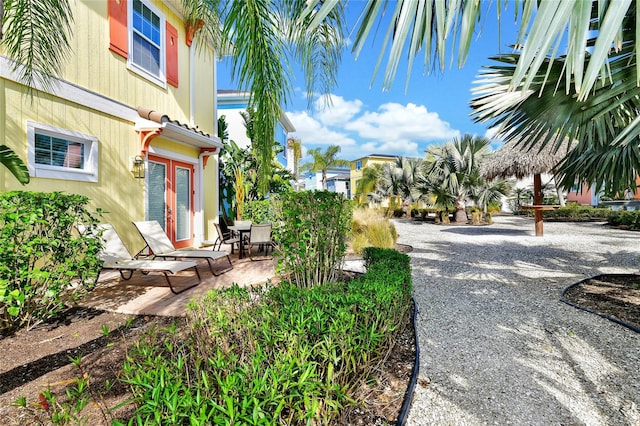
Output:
[423, 135, 492, 222]
[376, 157, 426, 215]
[471, 44, 640, 196]
[299, 145, 350, 190]
[287, 138, 302, 191]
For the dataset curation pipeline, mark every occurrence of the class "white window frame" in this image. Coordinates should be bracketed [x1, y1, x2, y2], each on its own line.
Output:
[356, 160, 362, 171]
[127, 0, 166, 88]
[27, 121, 99, 182]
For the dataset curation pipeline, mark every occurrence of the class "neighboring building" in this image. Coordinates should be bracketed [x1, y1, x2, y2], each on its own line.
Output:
[304, 167, 350, 194]
[350, 154, 398, 200]
[216, 90, 296, 173]
[326, 173, 351, 198]
[566, 183, 602, 206]
[1, 0, 223, 250]
[567, 177, 640, 207]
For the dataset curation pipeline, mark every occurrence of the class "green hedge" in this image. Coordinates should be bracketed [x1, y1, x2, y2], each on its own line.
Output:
[607, 210, 640, 229]
[122, 248, 412, 425]
[525, 204, 611, 220]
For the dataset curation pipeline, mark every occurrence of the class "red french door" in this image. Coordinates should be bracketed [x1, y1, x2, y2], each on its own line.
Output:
[147, 155, 194, 249]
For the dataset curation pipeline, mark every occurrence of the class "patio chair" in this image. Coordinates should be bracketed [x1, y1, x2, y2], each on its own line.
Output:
[87, 224, 201, 294]
[212, 222, 241, 254]
[244, 224, 274, 261]
[133, 220, 233, 275]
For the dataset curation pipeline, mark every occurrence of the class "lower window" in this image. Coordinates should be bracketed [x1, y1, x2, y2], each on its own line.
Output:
[27, 121, 99, 182]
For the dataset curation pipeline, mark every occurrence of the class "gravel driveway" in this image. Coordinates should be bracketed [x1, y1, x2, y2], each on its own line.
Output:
[396, 215, 640, 426]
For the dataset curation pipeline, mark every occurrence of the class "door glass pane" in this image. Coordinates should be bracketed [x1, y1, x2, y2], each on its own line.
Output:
[148, 161, 166, 230]
[175, 167, 190, 241]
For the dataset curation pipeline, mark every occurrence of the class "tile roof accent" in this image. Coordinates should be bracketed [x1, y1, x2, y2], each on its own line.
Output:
[137, 106, 211, 139]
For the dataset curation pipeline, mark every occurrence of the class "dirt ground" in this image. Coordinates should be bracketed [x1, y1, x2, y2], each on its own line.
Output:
[563, 273, 640, 331]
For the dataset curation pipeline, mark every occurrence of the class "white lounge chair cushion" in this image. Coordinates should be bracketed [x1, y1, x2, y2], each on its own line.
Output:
[102, 259, 198, 274]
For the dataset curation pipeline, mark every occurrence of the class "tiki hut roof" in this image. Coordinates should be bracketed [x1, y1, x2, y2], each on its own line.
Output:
[481, 135, 573, 180]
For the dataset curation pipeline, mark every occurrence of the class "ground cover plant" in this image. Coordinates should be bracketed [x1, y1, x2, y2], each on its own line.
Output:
[121, 248, 412, 424]
[0, 191, 102, 336]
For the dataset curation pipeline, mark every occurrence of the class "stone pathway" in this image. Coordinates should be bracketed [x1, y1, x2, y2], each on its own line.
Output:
[396, 215, 640, 426]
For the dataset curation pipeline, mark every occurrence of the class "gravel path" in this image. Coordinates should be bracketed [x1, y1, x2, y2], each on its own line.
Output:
[396, 215, 640, 426]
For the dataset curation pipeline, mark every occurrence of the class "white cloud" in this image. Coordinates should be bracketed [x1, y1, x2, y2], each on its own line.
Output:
[346, 102, 460, 142]
[313, 94, 363, 126]
[287, 111, 358, 147]
[285, 97, 462, 161]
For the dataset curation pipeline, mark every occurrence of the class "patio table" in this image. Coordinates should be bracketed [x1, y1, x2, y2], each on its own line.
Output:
[229, 222, 252, 258]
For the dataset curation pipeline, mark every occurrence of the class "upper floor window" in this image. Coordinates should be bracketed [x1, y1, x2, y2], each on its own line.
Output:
[355, 160, 362, 171]
[130, 0, 164, 84]
[27, 121, 99, 182]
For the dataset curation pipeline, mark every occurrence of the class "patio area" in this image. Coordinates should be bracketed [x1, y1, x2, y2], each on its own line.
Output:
[77, 250, 278, 317]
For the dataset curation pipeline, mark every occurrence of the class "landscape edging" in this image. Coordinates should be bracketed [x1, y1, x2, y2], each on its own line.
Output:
[560, 275, 640, 334]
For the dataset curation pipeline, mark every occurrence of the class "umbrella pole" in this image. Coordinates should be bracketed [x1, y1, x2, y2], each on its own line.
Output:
[533, 174, 543, 236]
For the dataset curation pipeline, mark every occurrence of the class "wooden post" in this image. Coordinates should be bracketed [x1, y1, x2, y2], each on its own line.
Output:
[533, 174, 543, 236]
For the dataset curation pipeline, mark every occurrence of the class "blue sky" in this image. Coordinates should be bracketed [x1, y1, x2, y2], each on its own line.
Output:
[217, 3, 521, 163]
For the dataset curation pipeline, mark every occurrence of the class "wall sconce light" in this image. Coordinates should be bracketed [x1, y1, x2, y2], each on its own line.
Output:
[132, 155, 145, 179]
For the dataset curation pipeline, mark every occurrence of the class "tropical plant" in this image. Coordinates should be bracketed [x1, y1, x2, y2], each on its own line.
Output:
[354, 162, 383, 205]
[422, 135, 510, 221]
[299, 145, 350, 190]
[272, 191, 352, 288]
[376, 157, 426, 215]
[218, 115, 293, 221]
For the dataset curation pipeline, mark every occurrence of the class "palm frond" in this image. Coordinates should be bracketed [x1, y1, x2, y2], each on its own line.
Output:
[1, 0, 74, 93]
[0, 145, 30, 185]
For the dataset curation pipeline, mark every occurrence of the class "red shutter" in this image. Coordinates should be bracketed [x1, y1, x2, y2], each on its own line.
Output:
[166, 22, 179, 87]
[108, 0, 128, 58]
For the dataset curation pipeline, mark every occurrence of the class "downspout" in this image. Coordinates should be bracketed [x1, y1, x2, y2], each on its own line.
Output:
[197, 150, 207, 245]
[190, 43, 195, 125]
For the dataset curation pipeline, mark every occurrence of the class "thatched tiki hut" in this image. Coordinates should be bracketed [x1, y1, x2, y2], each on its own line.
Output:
[481, 136, 572, 236]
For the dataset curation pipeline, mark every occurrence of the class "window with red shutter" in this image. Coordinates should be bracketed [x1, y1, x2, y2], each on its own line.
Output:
[166, 22, 179, 88]
[108, 0, 128, 58]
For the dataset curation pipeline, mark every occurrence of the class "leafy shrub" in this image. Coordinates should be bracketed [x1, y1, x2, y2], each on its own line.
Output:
[242, 199, 274, 224]
[350, 208, 397, 254]
[0, 191, 102, 336]
[608, 210, 640, 229]
[272, 191, 352, 288]
[122, 249, 412, 425]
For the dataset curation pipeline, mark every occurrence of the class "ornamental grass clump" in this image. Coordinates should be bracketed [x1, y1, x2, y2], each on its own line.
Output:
[350, 208, 397, 255]
[122, 248, 412, 425]
[0, 191, 102, 336]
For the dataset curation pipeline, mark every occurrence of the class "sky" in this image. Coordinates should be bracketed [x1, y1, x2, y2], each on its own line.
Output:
[216, 2, 522, 164]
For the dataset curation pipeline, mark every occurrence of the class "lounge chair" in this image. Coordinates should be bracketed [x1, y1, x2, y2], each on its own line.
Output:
[89, 224, 201, 294]
[244, 224, 274, 261]
[133, 220, 233, 275]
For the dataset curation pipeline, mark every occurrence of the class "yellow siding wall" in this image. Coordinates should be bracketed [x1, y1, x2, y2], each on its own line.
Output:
[67, 1, 214, 128]
[1, 0, 219, 244]
[1, 80, 147, 251]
